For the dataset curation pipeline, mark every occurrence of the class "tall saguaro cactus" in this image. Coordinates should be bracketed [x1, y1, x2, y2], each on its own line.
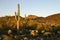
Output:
[14, 4, 20, 33]
[18, 4, 20, 20]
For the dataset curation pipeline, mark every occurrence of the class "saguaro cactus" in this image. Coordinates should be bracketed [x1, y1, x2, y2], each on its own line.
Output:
[14, 4, 20, 34]
[25, 14, 26, 20]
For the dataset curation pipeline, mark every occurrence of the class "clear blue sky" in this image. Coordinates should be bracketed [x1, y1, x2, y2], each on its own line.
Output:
[0, 0, 60, 17]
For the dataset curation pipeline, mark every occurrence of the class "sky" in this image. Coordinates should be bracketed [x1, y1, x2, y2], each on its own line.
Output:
[0, 0, 60, 17]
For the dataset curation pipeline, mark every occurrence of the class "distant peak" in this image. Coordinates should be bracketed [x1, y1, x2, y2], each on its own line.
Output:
[26, 15, 38, 19]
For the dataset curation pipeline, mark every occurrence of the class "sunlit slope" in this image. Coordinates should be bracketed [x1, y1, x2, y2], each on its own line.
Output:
[0, 13, 60, 30]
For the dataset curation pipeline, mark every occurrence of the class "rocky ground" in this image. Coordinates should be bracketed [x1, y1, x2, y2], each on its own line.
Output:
[0, 28, 60, 40]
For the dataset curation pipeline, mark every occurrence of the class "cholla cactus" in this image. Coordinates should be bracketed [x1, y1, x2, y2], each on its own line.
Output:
[8, 29, 12, 35]
[30, 30, 38, 36]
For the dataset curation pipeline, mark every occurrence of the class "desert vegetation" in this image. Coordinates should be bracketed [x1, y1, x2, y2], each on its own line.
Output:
[0, 13, 60, 40]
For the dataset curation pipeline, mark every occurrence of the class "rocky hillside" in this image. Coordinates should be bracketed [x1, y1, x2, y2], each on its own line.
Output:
[26, 15, 38, 19]
[0, 13, 60, 30]
[44, 13, 60, 25]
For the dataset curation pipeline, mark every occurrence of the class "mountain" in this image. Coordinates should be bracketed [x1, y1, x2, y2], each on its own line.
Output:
[46, 13, 60, 20]
[0, 13, 60, 29]
[45, 13, 60, 24]
[26, 15, 38, 19]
